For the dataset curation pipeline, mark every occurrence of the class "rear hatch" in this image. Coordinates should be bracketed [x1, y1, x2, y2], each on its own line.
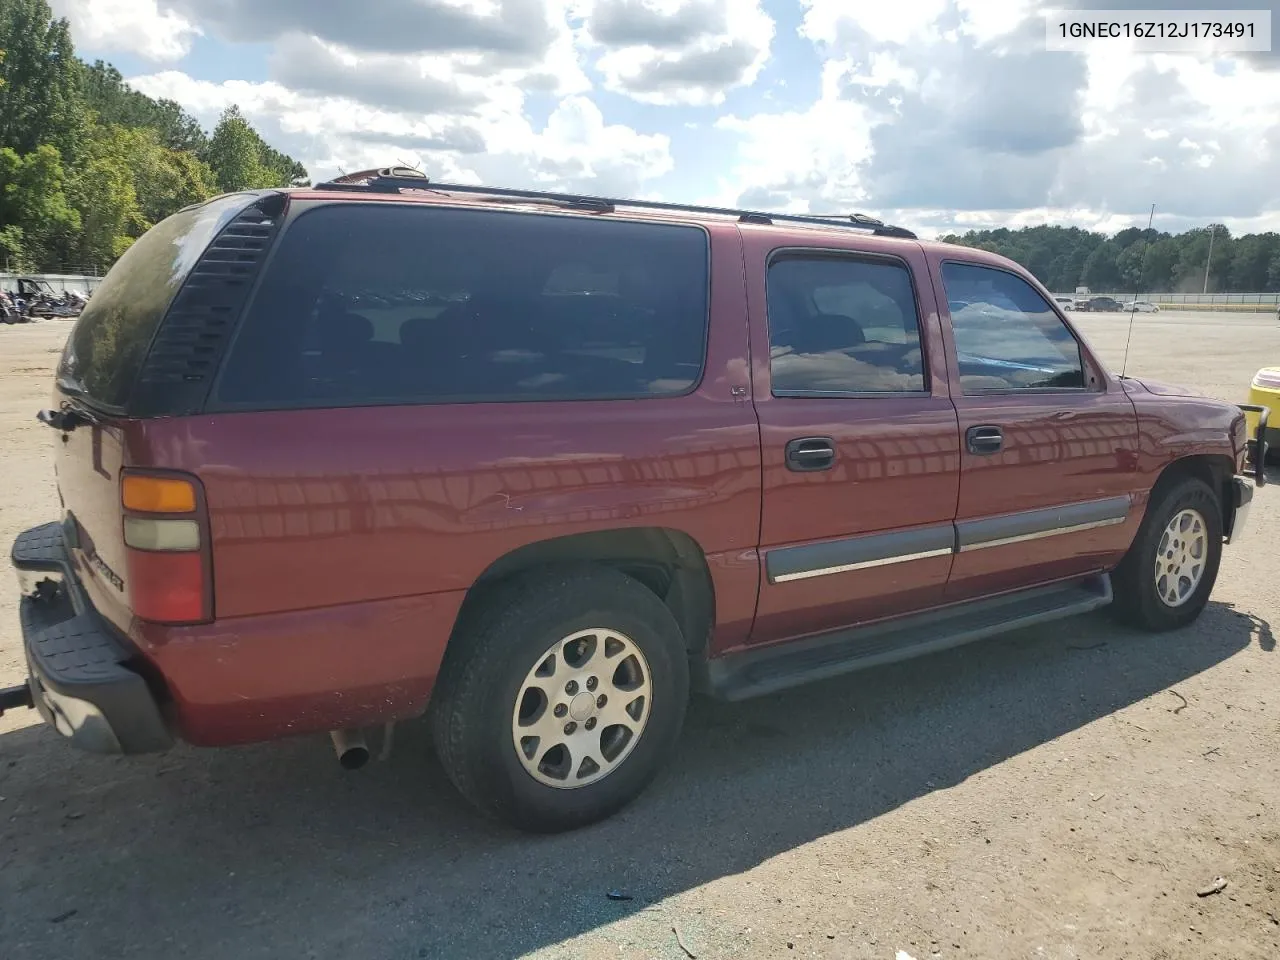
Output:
[46, 193, 283, 632]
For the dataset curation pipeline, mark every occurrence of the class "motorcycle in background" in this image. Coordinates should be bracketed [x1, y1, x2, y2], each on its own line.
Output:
[13, 278, 87, 319]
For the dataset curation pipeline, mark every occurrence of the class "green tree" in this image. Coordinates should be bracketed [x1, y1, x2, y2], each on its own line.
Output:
[205, 105, 274, 191]
[0, 5, 307, 274]
[1228, 234, 1278, 292]
[0, 143, 79, 268]
[150, 147, 217, 216]
[1267, 251, 1280, 292]
[261, 141, 309, 186]
[0, 0, 85, 159]
[67, 127, 146, 267]
[80, 60, 207, 153]
[1140, 238, 1179, 291]
[1064, 243, 1091, 291]
[1112, 226, 1159, 250]
[1207, 232, 1235, 293]
[205, 105, 309, 190]
[1172, 226, 1221, 291]
[0, 224, 23, 267]
[92, 125, 215, 224]
[940, 223, 1280, 294]
[1081, 241, 1122, 290]
[1116, 239, 1147, 290]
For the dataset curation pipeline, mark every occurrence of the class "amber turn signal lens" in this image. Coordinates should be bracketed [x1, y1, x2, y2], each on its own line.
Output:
[121, 475, 197, 514]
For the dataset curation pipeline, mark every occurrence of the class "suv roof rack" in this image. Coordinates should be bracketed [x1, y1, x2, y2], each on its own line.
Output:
[312, 169, 918, 239]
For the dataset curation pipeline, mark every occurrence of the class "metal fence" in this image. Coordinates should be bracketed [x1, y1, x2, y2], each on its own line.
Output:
[1056, 291, 1280, 307]
[1151, 293, 1280, 306]
[1, 272, 104, 296]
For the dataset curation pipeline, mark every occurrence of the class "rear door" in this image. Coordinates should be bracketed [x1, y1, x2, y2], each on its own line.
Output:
[929, 255, 1141, 602]
[746, 232, 961, 645]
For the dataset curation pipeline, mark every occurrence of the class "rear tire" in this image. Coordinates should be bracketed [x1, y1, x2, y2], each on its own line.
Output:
[1111, 476, 1222, 631]
[429, 565, 689, 833]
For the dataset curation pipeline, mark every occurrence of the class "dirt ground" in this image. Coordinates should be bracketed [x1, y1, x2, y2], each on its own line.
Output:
[0, 313, 1277, 960]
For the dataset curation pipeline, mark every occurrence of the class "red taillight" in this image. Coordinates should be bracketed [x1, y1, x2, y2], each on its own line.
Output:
[125, 550, 206, 623]
[120, 469, 212, 625]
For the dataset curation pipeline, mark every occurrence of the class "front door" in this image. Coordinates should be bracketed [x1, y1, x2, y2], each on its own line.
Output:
[928, 256, 1141, 602]
[746, 234, 961, 645]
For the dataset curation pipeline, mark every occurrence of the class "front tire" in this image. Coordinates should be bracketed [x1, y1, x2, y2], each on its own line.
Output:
[1111, 475, 1222, 631]
[429, 566, 690, 833]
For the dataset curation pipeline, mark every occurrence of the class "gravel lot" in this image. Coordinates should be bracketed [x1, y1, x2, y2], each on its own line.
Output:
[1, 312, 1278, 960]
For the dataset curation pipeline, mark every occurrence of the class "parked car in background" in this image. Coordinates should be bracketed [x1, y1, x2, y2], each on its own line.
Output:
[3, 169, 1266, 833]
[1084, 296, 1125, 313]
[1053, 296, 1075, 310]
[1124, 301, 1160, 313]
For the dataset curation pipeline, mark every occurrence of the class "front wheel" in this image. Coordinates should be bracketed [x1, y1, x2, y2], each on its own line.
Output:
[1111, 476, 1222, 631]
[429, 566, 690, 833]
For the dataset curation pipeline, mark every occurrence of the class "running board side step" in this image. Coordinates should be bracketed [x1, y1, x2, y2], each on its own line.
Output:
[704, 574, 1113, 702]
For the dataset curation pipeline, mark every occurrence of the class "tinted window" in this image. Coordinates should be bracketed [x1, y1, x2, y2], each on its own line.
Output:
[941, 262, 1085, 392]
[214, 204, 709, 407]
[58, 194, 251, 409]
[767, 255, 925, 394]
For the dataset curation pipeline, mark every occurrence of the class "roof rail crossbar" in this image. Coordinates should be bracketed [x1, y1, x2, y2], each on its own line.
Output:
[313, 172, 918, 239]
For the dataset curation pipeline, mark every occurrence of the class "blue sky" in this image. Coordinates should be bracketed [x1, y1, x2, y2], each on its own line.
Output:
[53, 0, 1280, 237]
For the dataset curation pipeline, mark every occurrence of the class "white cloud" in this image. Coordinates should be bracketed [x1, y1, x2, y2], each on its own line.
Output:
[265, 34, 533, 117]
[127, 72, 672, 195]
[1054, 51, 1280, 219]
[799, 0, 1033, 49]
[719, 0, 1280, 229]
[50, 0, 200, 62]
[51, 0, 1280, 234]
[952, 0, 1037, 44]
[583, 0, 775, 105]
[164, 0, 560, 62]
[800, 0, 949, 48]
[710, 61, 873, 212]
[837, 52, 918, 90]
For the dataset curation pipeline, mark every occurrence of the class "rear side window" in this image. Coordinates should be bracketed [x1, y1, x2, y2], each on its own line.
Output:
[767, 254, 926, 395]
[213, 204, 710, 408]
[57, 195, 253, 410]
[941, 262, 1084, 392]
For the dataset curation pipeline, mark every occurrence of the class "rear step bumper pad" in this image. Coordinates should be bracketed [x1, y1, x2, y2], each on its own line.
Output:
[10, 522, 173, 754]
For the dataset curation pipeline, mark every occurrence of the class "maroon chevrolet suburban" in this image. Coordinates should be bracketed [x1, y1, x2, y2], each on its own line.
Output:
[3, 168, 1265, 832]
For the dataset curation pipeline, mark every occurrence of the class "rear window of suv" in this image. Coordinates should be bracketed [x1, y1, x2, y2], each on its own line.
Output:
[57, 194, 253, 410]
[212, 203, 710, 408]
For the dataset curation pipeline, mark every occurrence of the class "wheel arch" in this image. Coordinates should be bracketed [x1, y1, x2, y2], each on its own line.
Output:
[1151, 453, 1236, 533]
[455, 527, 716, 659]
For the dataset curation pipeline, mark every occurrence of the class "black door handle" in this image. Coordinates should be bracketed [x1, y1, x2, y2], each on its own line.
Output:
[966, 425, 1004, 455]
[785, 437, 836, 472]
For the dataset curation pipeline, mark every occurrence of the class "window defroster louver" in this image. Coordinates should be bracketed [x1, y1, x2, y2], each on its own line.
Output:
[132, 194, 286, 417]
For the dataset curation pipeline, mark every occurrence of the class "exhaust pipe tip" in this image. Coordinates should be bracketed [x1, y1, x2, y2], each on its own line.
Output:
[329, 729, 370, 770]
[337, 744, 370, 771]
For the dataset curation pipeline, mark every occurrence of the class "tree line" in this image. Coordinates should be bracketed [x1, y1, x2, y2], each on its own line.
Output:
[940, 223, 1280, 295]
[0, 0, 307, 274]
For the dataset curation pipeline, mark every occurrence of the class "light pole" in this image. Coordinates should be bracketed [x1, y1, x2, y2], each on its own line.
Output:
[1203, 224, 1216, 295]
